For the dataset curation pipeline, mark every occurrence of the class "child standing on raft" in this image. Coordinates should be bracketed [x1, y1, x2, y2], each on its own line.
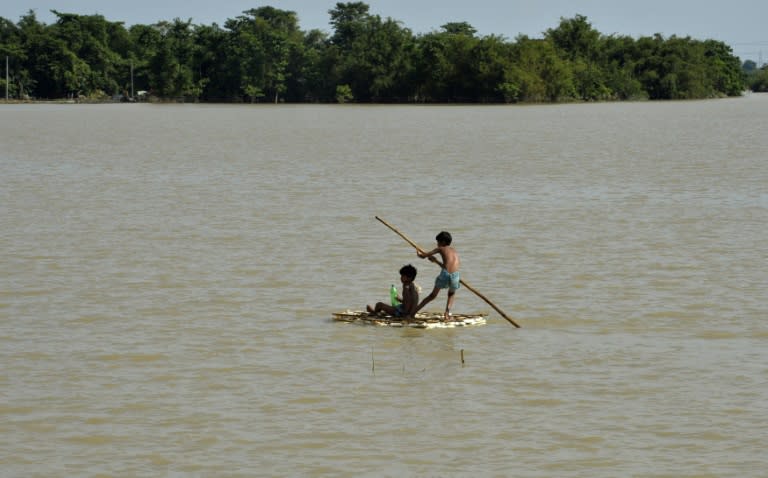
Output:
[415, 231, 460, 320]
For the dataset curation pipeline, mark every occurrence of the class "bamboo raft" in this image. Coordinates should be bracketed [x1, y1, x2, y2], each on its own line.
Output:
[332, 310, 488, 329]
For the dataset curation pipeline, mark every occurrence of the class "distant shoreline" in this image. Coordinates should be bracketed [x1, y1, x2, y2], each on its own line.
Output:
[4, 89, 766, 106]
[4, 93, 761, 106]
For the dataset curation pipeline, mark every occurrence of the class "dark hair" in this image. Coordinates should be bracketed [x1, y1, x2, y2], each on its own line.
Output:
[399, 264, 417, 280]
[436, 231, 452, 245]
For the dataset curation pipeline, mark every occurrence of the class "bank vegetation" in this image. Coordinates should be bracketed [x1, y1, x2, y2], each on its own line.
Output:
[0, 2, 752, 103]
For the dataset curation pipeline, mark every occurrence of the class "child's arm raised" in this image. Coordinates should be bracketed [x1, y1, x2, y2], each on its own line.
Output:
[417, 248, 442, 263]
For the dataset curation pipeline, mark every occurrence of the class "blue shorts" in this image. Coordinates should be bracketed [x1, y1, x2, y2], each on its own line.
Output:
[394, 304, 405, 317]
[435, 269, 460, 291]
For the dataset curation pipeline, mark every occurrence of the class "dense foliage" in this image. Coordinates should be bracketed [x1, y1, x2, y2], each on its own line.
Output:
[0, 3, 747, 102]
[742, 60, 768, 92]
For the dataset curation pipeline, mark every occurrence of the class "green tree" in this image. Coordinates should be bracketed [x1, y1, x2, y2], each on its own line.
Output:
[327, 2, 372, 100]
[16, 10, 54, 97]
[335, 83, 353, 102]
[748, 65, 768, 92]
[0, 16, 26, 98]
[441, 22, 476, 37]
[497, 36, 544, 102]
[546, 15, 600, 61]
[471, 34, 515, 102]
[146, 19, 197, 99]
[634, 34, 674, 99]
[329, 1, 370, 50]
[362, 17, 416, 100]
[128, 23, 163, 95]
[631, 34, 742, 99]
[224, 7, 303, 102]
[192, 23, 228, 100]
[600, 35, 646, 100]
[287, 28, 332, 101]
[328, 2, 416, 101]
[546, 15, 607, 100]
[224, 13, 267, 102]
[247, 7, 302, 102]
[509, 36, 575, 102]
[742, 60, 757, 73]
[50, 12, 128, 97]
[702, 40, 744, 96]
[414, 24, 479, 101]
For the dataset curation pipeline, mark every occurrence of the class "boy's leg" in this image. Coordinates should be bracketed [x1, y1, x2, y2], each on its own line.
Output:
[445, 290, 456, 320]
[415, 286, 440, 314]
[373, 302, 397, 315]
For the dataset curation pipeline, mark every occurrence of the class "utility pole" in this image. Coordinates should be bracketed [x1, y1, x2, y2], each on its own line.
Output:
[130, 60, 134, 99]
[5, 56, 8, 101]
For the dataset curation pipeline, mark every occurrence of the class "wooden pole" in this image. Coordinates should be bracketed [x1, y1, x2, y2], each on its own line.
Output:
[375, 216, 521, 328]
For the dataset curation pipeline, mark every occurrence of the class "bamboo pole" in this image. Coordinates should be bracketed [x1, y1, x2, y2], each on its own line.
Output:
[375, 216, 521, 328]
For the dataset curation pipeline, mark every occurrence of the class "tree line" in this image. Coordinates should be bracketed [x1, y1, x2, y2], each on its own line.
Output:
[742, 60, 768, 92]
[0, 2, 749, 103]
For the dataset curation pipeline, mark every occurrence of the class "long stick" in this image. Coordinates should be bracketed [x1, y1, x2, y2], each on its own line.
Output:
[375, 216, 520, 328]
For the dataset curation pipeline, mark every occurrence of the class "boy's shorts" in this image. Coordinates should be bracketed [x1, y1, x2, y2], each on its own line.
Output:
[435, 269, 461, 291]
[394, 304, 405, 317]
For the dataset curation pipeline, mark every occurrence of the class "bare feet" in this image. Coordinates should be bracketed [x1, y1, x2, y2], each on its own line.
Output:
[366, 305, 375, 315]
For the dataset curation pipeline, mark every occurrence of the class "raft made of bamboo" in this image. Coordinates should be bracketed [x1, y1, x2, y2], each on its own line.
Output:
[332, 310, 488, 328]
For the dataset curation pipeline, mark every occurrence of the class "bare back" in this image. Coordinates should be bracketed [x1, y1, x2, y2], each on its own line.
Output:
[439, 246, 460, 273]
[401, 282, 419, 316]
